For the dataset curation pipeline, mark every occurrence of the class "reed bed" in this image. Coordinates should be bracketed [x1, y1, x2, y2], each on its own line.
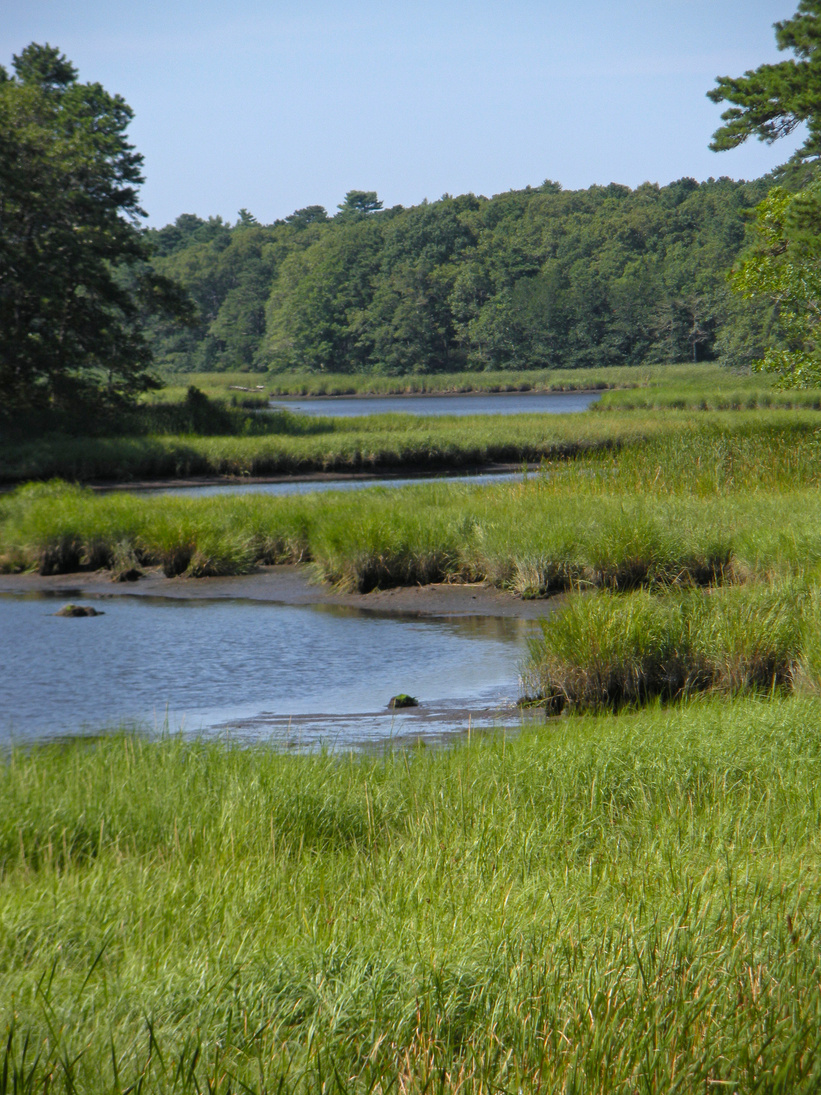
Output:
[164, 363, 802, 407]
[523, 581, 821, 710]
[2, 698, 821, 1092]
[6, 378, 811, 489]
[0, 405, 658, 485]
[260, 363, 651, 396]
[595, 365, 821, 411]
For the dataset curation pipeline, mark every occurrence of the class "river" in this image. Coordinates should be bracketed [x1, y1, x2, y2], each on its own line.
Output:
[140, 468, 526, 498]
[5, 389, 582, 747]
[0, 592, 537, 750]
[269, 389, 601, 417]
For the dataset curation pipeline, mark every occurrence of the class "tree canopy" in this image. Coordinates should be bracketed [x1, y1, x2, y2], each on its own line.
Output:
[145, 178, 771, 375]
[729, 183, 821, 385]
[0, 43, 188, 414]
[709, 2, 821, 385]
[709, 1, 821, 163]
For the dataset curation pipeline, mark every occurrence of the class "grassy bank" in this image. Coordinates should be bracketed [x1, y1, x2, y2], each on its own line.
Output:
[156, 363, 653, 400]
[2, 397, 820, 488]
[2, 474, 821, 589]
[594, 364, 821, 411]
[3, 698, 821, 1092]
[2, 412, 821, 587]
[158, 363, 821, 408]
[0, 406, 645, 485]
[5, 366, 812, 487]
[524, 581, 821, 710]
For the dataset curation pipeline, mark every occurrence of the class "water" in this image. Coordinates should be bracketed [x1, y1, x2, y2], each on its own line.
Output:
[0, 593, 535, 750]
[269, 389, 601, 417]
[142, 469, 526, 498]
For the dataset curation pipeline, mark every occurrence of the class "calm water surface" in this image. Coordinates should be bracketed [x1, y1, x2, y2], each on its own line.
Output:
[143, 469, 526, 498]
[270, 389, 601, 417]
[0, 594, 534, 750]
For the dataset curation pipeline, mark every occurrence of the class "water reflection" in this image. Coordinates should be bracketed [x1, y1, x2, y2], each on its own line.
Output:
[269, 389, 601, 417]
[0, 593, 536, 750]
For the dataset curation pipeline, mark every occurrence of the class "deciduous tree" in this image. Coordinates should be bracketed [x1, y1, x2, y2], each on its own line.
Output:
[0, 43, 188, 414]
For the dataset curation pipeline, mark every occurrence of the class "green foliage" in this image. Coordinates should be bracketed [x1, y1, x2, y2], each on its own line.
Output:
[709, 0, 821, 163]
[144, 179, 769, 376]
[730, 183, 821, 384]
[0, 44, 190, 414]
[708, 4, 821, 386]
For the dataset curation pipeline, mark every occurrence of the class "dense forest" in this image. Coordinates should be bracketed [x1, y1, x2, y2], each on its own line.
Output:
[145, 176, 776, 376]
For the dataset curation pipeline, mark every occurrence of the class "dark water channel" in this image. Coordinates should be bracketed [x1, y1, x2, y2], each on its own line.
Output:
[270, 389, 601, 417]
[0, 593, 536, 750]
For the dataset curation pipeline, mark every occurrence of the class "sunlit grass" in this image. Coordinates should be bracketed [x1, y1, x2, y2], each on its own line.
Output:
[4, 365, 821, 1091]
[3, 412, 821, 586]
[160, 363, 655, 398]
[2, 698, 821, 1092]
[523, 581, 821, 710]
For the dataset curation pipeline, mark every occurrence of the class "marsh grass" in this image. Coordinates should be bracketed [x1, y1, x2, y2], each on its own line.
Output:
[255, 363, 655, 396]
[594, 363, 821, 411]
[0, 405, 642, 485]
[3, 435, 821, 589]
[3, 365, 813, 488]
[258, 361, 816, 409]
[524, 582, 817, 711]
[3, 699, 821, 1092]
[4, 365, 821, 1091]
[5, 390, 821, 492]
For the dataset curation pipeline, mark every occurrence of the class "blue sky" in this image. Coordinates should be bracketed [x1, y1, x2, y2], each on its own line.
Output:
[1, 0, 806, 226]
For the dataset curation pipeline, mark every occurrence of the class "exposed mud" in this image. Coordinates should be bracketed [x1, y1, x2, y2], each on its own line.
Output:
[0, 565, 558, 619]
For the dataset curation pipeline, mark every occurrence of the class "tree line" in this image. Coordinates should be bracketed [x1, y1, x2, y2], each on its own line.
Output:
[4, 2, 821, 418]
[146, 177, 775, 376]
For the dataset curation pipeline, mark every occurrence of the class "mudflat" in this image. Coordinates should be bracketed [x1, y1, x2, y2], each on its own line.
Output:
[0, 564, 556, 619]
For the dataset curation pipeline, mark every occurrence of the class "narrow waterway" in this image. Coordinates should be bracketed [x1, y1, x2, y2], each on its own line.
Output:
[0, 593, 537, 750]
[269, 389, 601, 417]
[140, 468, 526, 497]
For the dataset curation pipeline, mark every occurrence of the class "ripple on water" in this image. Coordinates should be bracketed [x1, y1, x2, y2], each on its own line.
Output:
[0, 594, 536, 750]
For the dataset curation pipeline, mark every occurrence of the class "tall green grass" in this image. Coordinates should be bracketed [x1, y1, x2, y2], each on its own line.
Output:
[3, 699, 821, 1092]
[3, 445, 821, 589]
[6, 365, 814, 489]
[149, 362, 648, 405]
[167, 362, 815, 407]
[249, 363, 654, 397]
[0, 403, 655, 485]
[524, 582, 820, 710]
[593, 363, 821, 411]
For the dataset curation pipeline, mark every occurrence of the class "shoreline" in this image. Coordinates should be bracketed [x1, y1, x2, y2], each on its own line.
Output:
[267, 385, 611, 402]
[0, 564, 557, 619]
[86, 461, 533, 493]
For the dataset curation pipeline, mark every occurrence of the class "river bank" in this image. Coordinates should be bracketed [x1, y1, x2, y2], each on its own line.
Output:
[84, 461, 528, 494]
[0, 564, 554, 618]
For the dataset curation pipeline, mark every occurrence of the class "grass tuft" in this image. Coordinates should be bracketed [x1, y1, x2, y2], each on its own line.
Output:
[524, 582, 811, 711]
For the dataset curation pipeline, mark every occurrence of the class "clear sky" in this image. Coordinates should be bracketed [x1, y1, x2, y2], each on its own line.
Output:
[1, 0, 806, 227]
